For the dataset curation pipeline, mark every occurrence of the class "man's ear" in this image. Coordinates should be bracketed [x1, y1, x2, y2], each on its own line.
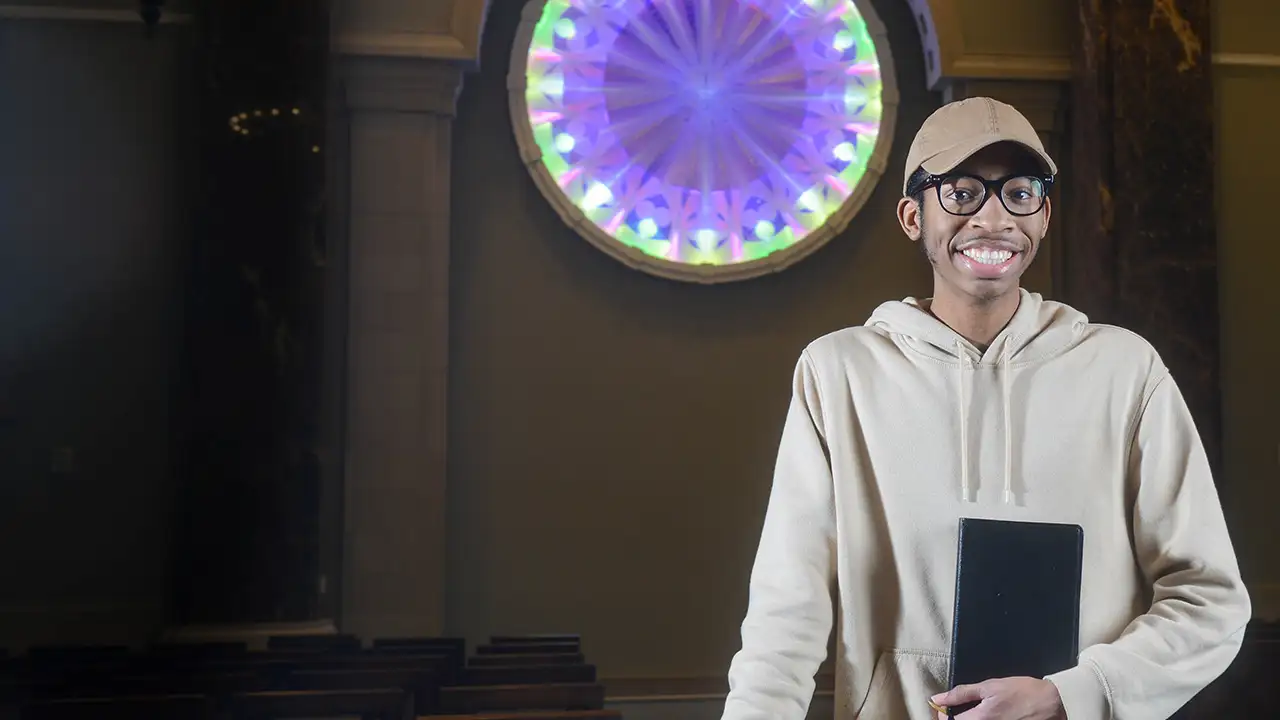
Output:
[897, 197, 922, 241]
[1040, 196, 1052, 238]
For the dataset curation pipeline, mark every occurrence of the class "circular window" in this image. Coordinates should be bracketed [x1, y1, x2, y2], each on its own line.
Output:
[508, 0, 898, 283]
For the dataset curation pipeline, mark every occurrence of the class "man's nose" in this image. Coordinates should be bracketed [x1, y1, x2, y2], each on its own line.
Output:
[968, 192, 1016, 233]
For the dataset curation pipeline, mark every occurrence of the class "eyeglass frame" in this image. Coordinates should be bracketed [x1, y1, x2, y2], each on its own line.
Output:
[906, 172, 1055, 217]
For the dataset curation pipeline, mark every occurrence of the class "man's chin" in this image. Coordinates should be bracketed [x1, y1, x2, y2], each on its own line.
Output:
[947, 267, 1023, 302]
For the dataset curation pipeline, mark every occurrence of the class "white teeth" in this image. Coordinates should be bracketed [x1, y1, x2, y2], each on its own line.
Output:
[962, 248, 1014, 265]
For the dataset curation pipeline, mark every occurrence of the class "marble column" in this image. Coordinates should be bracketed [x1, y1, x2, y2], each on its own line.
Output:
[1066, 0, 1222, 479]
[338, 56, 462, 638]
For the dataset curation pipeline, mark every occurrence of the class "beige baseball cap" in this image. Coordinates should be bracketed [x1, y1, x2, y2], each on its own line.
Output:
[902, 97, 1058, 194]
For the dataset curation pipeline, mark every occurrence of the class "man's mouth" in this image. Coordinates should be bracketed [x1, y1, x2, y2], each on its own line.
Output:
[951, 243, 1021, 279]
[959, 247, 1014, 266]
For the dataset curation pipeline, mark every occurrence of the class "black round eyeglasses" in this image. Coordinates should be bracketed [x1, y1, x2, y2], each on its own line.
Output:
[909, 173, 1054, 217]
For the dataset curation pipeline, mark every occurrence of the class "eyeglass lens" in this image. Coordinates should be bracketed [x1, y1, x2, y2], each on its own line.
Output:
[938, 175, 1046, 216]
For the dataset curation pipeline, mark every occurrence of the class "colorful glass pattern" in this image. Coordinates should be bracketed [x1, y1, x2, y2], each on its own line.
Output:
[514, 0, 890, 275]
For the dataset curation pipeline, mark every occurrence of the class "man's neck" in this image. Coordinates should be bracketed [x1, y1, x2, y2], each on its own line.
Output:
[928, 286, 1021, 350]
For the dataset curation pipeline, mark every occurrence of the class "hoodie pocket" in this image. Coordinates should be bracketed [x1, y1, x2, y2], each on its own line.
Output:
[854, 650, 949, 719]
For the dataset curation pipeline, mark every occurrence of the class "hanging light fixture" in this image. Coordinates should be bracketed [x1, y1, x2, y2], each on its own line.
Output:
[140, 0, 163, 35]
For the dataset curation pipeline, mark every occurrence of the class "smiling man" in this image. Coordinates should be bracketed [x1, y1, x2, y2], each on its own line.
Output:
[720, 98, 1250, 720]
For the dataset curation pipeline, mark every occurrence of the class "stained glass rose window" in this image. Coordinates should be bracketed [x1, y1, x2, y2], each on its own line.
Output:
[509, 0, 897, 282]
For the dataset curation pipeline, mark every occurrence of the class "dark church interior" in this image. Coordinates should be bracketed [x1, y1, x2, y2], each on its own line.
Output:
[0, 0, 1274, 718]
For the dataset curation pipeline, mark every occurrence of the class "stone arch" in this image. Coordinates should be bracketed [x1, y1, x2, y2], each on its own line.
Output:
[901, 0, 959, 90]
[459, 0, 955, 83]
[458, 0, 1072, 89]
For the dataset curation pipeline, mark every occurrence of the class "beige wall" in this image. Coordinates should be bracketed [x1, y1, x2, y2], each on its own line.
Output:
[439, 0, 1279, 689]
[1213, 0, 1280, 617]
[445, 0, 938, 682]
[334, 0, 455, 36]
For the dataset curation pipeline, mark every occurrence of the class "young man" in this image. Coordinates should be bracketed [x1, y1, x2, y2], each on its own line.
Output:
[720, 98, 1250, 720]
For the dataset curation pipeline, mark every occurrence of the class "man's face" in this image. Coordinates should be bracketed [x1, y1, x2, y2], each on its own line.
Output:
[896, 143, 1052, 305]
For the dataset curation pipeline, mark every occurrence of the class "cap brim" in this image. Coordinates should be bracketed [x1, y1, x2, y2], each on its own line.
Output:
[919, 134, 1058, 178]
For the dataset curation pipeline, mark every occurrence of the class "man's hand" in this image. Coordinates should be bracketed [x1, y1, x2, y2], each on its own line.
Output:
[930, 677, 1066, 719]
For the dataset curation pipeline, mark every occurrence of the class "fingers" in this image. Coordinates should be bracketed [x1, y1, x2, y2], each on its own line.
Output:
[932, 682, 984, 707]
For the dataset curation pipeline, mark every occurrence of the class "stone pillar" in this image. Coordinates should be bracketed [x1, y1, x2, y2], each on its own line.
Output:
[1066, 0, 1222, 479]
[338, 56, 461, 637]
[941, 80, 1069, 296]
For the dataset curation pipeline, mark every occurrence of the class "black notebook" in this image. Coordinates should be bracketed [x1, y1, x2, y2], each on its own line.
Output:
[946, 518, 1084, 717]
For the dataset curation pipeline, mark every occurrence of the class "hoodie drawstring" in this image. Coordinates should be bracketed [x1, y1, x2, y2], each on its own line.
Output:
[956, 340, 1016, 505]
[956, 342, 973, 502]
[1001, 344, 1014, 505]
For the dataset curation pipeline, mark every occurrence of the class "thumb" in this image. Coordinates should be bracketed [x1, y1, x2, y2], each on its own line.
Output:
[932, 682, 985, 706]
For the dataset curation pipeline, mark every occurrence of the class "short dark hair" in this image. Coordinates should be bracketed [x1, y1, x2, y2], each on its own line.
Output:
[906, 167, 930, 207]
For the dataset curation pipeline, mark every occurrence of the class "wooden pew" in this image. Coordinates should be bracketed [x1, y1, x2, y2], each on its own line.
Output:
[476, 643, 580, 656]
[490, 635, 580, 647]
[18, 646, 134, 688]
[436, 682, 605, 714]
[289, 668, 438, 715]
[10, 632, 607, 720]
[266, 634, 361, 654]
[487, 636, 581, 657]
[10, 657, 141, 702]
[144, 649, 456, 687]
[469, 653, 585, 667]
[369, 638, 466, 673]
[22, 693, 213, 720]
[63, 670, 272, 698]
[227, 688, 411, 720]
[141, 655, 293, 690]
[462, 664, 595, 686]
[150, 642, 248, 659]
[435, 632, 611, 717]
[372, 637, 465, 654]
[25, 647, 130, 664]
[8, 646, 454, 705]
[305, 651, 458, 687]
[430, 707, 619, 712]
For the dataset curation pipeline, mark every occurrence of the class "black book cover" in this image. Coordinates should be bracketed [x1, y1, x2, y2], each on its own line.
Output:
[946, 518, 1084, 717]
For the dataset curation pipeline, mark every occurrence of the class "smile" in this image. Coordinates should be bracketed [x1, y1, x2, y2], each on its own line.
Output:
[951, 243, 1021, 279]
[961, 248, 1013, 265]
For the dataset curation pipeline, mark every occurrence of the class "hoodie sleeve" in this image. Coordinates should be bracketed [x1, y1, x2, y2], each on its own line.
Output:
[721, 351, 837, 720]
[1046, 373, 1251, 720]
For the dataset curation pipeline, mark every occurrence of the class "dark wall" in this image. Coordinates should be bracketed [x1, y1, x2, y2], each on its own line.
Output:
[0, 17, 194, 647]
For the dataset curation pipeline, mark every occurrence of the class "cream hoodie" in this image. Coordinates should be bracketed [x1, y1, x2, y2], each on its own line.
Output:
[722, 290, 1250, 720]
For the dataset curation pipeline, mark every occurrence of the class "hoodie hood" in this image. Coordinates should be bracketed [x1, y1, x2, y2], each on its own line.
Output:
[864, 288, 1089, 366]
[864, 289, 1088, 505]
